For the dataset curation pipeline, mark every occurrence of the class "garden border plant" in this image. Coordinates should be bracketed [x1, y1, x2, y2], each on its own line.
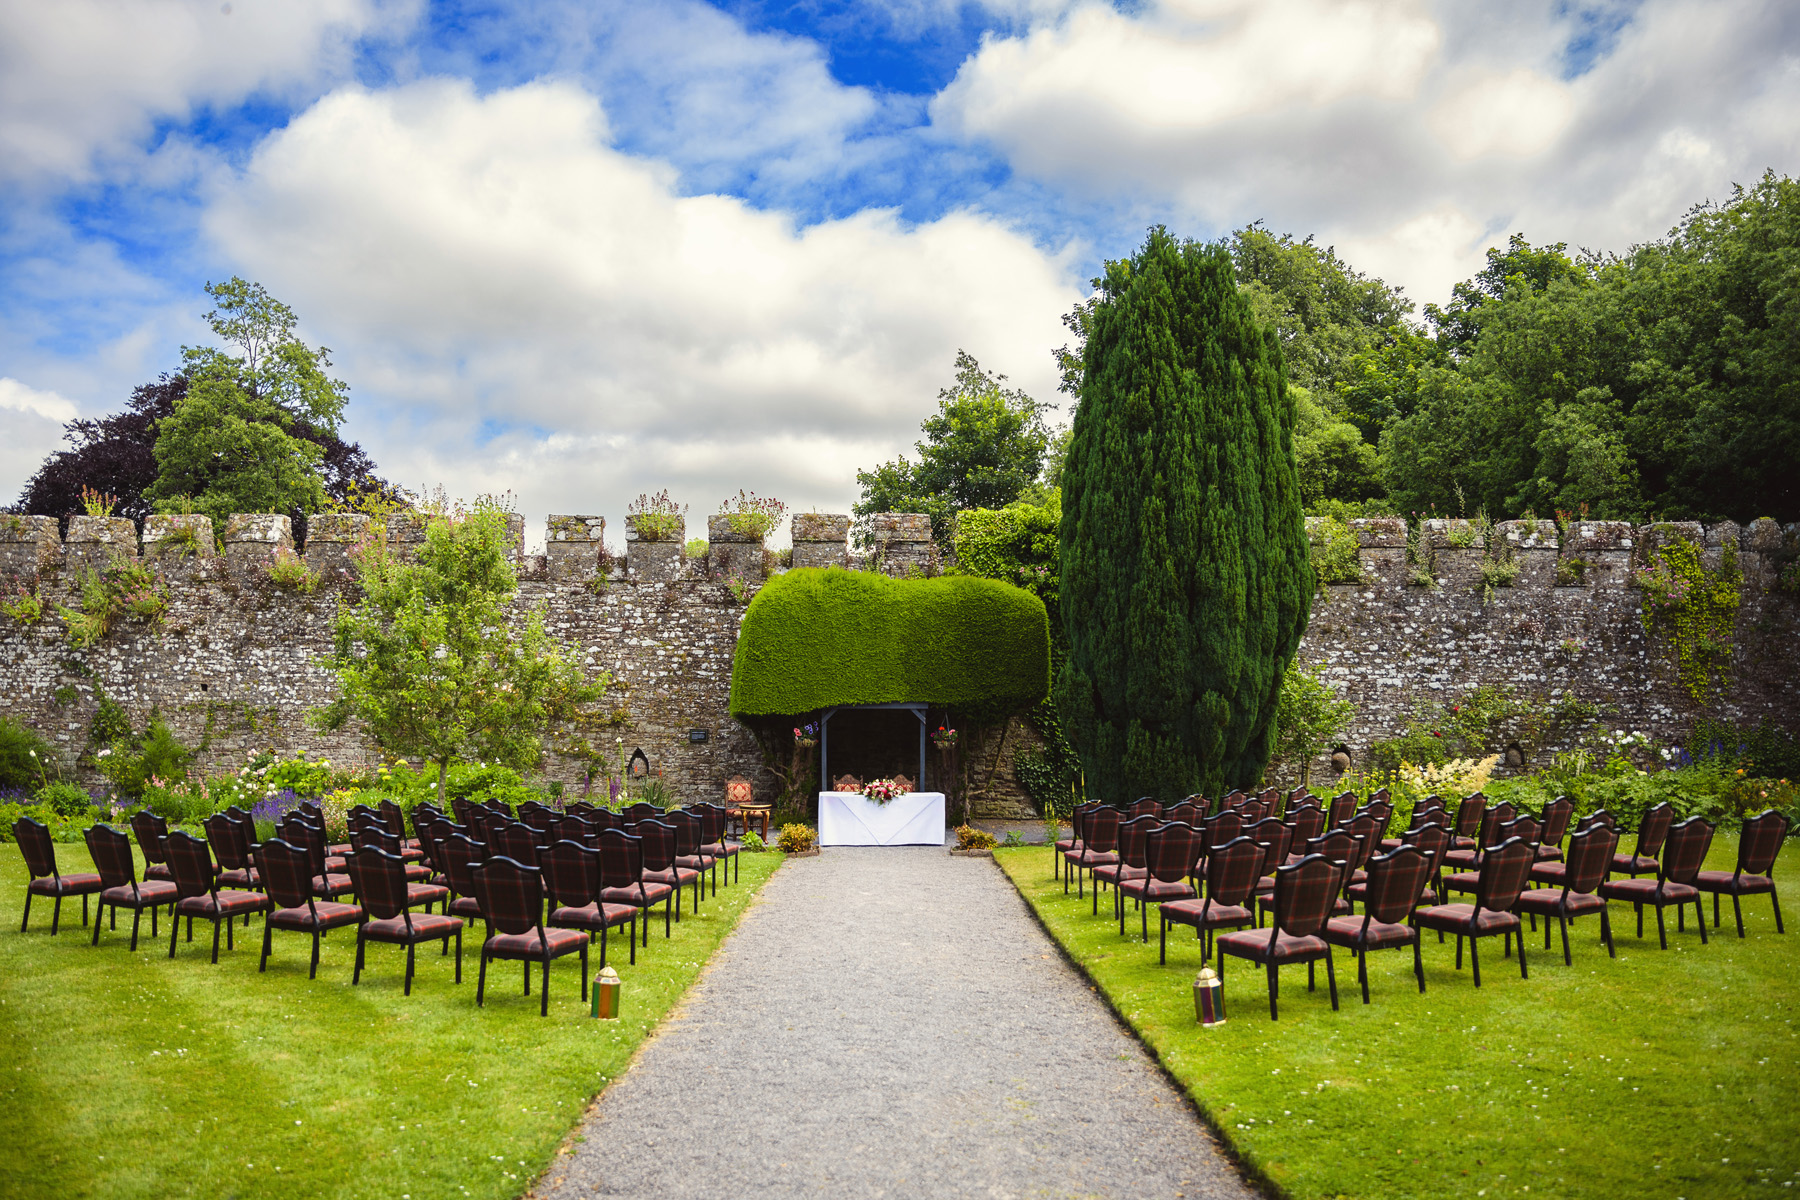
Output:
[1635, 529, 1741, 702]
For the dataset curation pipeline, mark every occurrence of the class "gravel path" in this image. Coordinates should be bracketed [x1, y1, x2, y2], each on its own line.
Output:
[535, 847, 1257, 1200]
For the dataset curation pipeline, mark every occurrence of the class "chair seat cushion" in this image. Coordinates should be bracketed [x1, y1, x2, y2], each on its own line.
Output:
[603, 882, 674, 906]
[486, 926, 586, 959]
[1378, 837, 1403, 851]
[1601, 878, 1699, 903]
[1514, 889, 1606, 917]
[1216, 928, 1328, 963]
[1159, 899, 1252, 930]
[362, 912, 462, 942]
[1611, 853, 1658, 874]
[1443, 870, 1480, 894]
[1073, 851, 1119, 868]
[28, 872, 103, 896]
[449, 895, 485, 920]
[1535, 845, 1564, 861]
[1693, 870, 1772, 895]
[324, 856, 348, 872]
[1451, 835, 1478, 850]
[144, 863, 173, 882]
[328, 843, 353, 857]
[1414, 903, 1520, 935]
[1323, 915, 1416, 949]
[675, 854, 715, 871]
[1442, 850, 1479, 870]
[313, 873, 354, 896]
[269, 901, 363, 931]
[702, 842, 740, 858]
[1120, 877, 1194, 901]
[399, 847, 424, 862]
[1346, 880, 1436, 905]
[1055, 839, 1079, 854]
[1092, 864, 1146, 884]
[1529, 862, 1568, 885]
[102, 880, 179, 906]
[176, 889, 268, 918]
[552, 902, 637, 930]
[402, 863, 432, 883]
[406, 883, 450, 907]
[644, 867, 699, 887]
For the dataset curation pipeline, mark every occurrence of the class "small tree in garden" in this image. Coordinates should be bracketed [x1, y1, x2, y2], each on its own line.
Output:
[1272, 661, 1354, 787]
[1057, 228, 1313, 800]
[313, 497, 606, 798]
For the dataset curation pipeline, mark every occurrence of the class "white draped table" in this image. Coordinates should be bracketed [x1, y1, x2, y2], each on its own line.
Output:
[817, 791, 946, 846]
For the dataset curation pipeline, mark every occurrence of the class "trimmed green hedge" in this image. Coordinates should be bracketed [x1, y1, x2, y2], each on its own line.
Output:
[730, 568, 1050, 719]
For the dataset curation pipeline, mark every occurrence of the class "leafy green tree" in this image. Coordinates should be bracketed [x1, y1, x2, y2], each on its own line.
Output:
[1272, 661, 1355, 788]
[146, 278, 348, 529]
[313, 499, 605, 799]
[855, 350, 1052, 545]
[1292, 385, 1382, 509]
[1426, 233, 1588, 355]
[1057, 228, 1314, 801]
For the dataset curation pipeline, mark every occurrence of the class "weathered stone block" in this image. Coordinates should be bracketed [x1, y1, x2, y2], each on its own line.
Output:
[66, 515, 138, 575]
[706, 515, 765, 582]
[548, 515, 607, 543]
[144, 514, 217, 560]
[1351, 517, 1407, 549]
[868, 512, 935, 576]
[1640, 521, 1706, 569]
[1357, 548, 1409, 590]
[869, 512, 931, 544]
[547, 515, 607, 582]
[1562, 521, 1635, 589]
[1494, 519, 1557, 587]
[1744, 517, 1784, 553]
[0, 514, 62, 578]
[1419, 519, 1481, 589]
[624, 513, 684, 543]
[792, 512, 849, 543]
[223, 513, 294, 577]
[302, 513, 368, 578]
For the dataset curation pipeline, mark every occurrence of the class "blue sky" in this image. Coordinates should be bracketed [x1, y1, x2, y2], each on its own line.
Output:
[2, 0, 1795, 543]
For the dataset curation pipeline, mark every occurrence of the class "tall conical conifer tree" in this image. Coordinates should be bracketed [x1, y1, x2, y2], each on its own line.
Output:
[1056, 229, 1313, 800]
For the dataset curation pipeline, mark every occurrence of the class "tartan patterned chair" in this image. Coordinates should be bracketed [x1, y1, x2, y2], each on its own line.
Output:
[166, 829, 270, 962]
[1396, 823, 1452, 909]
[1245, 817, 1295, 906]
[664, 809, 716, 903]
[349, 845, 463, 995]
[634, 820, 698, 930]
[1266, 830, 1355, 924]
[521, 807, 561, 844]
[1531, 809, 1616, 887]
[559, 813, 599, 849]
[1414, 837, 1536, 987]
[1613, 802, 1676, 879]
[1189, 809, 1245, 890]
[437, 830, 491, 934]
[257, 838, 364, 978]
[541, 839, 638, 969]
[1444, 816, 1541, 897]
[1216, 854, 1343, 1020]
[280, 815, 356, 901]
[474, 855, 587, 1016]
[1285, 804, 1326, 850]
[695, 803, 740, 887]
[623, 801, 664, 827]
[1126, 798, 1162, 819]
[1514, 824, 1618, 964]
[378, 799, 423, 854]
[361, 825, 445, 907]
[1322, 844, 1435, 1003]
[1219, 790, 1248, 811]
[1054, 802, 1102, 884]
[493, 821, 544, 869]
[1326, 792, 1358, 830]
[130, 810, 176, 882]
[1443, 803, 1519, 871]
[1340, 813, 1384, 885]
[1533, 796, 1576, 862]
[598, 828, 672, 950]
[13, 816, 103, 935]
[85, 823, 177, 950]
[204, 813, 261, 901]
[1163, 802, 1203, 826]
[1065, 807, 1120, 902]
[1449, 793, 1488, 850]
[1381, 802, 1447, 851]
[1358, 799, 1393, 828]
[1158, 833, 1262, 963]
[1599, 815, 1715, 949]
[1118, 822, 1200, 944]
[1094, 814, 1159, 922]
[1694, 809, 1789, 938]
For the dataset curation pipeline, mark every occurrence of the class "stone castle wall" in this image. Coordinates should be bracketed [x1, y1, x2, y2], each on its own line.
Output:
[1, 510, 1795, 813]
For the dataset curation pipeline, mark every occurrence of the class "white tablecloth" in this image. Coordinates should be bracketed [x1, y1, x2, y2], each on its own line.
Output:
[817, 791, 946, 846]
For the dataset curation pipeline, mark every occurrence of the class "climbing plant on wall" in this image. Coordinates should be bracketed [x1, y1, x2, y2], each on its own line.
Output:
[1636, 532, 1741, 703]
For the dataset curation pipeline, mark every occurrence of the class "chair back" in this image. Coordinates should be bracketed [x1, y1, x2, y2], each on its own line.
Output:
[695, 804, 728, 848]
[1737, 810, 1791, 878]
[451, 797, 478, 827]
[565, 800, 599, 819]
[1342, 813, 1382, 871]
[1361, 845, 1435, 925]
[1633, 801, 1677, 861]
[474, 857, 545, 936]
[1359, 799, 1393, 827]
[439, 833, 486, 897]
[258, 839, 316, 911]
[414, 818, 445, 871]
[1081, 807, 1121, 855]
[1270, 854, 1341, 937]
[1413, 794, 1445, 816]
[725, 775, 754, 808]
[1239, 798, 1270, 822]
[12, 817, 58, 879]
[204, 814, 247, 871]
[379, 798, 408, 842]
[1204, 835, 1266, 908]
[1538, 796, 1575, 848]
[597, 829, 646, 892]
[1199, 809, 1243, 857]
[1220, 790, 1248, 810]
[410, 803, 442, 841]
[1326, 792, 1357, 829]
[1660, 816, 1715, 886]
[166, 830, 219, 899]
[624, 801, 663, 825]
[1473, 838, 1535, 913]
[518, 800, 549, 819]
[522, 808, 560, 839]
[1126, 798, 1161, 820]
[1476, 802, 1519, 850]
[1406, 806, 1449, 832]
[1143, 823, 1201, 884]
[493, 821, 542, 867]
[85, 824, 137, 890]
[130, 811, 171, 869]
[1368, 787, 1392, 804]
[349, 846, 415, 921]
[1243, 817, 1292, 878]
[1115, 814, 1158, 870]
[541, 840, 602, 910]
[1163, 802, 1202, 826]
[1496, 815, 1542, 851]
[1069, 802, 1103, 845]
[559, 814, 598, 848]
[1451, 793, 1487, 838]
[1561, 824, 1619, 895]
[1286, 805, 1325, 846]
[1304, 830, 1358, 873]
[1574, 808, 1615, 835]
[635, 820, 677, 873]
[664, 810, 704, 858]
[1403, 823, 1451, 870]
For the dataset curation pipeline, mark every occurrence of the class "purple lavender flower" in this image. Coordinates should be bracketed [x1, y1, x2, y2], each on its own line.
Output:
[608, 776, 621, 803]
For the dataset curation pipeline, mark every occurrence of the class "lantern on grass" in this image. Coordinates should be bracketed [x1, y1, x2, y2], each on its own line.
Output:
[592, 966, 621, 1019]
[1194, 967, 1225, 1026]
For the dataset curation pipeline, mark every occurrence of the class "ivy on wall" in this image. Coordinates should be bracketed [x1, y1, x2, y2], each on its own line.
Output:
[1636, 533, 1741, 703]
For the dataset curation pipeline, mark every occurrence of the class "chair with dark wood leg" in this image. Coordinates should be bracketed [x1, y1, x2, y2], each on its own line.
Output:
[13, 817, 103, 935]
[348, 845, 462, 995]
[473, 855, 587, 1016]
[1216, 853, 1342, 1020]
[85, 824, 177, 950]
[1322, 844, 1435, 1003]
[542, 838, 637, 970]
[1514, 824, 1618, 964]
[1694, 809, 1788, 938]
[258, 838, 364, 979]
[166, 830, 269, 962]
[1414, 837, 1536, 987]
[1599, 816, 1715, 949]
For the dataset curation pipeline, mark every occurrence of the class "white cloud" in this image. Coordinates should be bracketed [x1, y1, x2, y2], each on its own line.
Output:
[0, 0, 409, 185]
[0, 378, 77, 503]
[1429, 67, 1574, 161]
[0, 377, 77, 423]
[202, 79, 1081, 545]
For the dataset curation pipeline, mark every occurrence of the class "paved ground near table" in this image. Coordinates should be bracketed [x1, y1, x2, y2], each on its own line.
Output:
[535, 847, 1257, 1200]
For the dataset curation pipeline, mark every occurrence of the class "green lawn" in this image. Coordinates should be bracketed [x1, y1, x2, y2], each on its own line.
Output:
[0, 843, 784, 1200]
[998, 836, 1800, 1200]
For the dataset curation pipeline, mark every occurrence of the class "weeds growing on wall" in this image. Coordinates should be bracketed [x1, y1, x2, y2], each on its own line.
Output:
[1013, 697, 1084, 815]
[1, 583, 44, 625]
[718, 490, 786, 539]
[628, 489, 686, 541]
[264, 546, 321, 592]
[1309, 516, 1361, 589]
[57, 561, 169, 648]
[1636, 533, 1740, 703]
[1365, 684, 1598, 773]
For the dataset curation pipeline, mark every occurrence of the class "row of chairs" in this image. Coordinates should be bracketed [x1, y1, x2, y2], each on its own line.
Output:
[11, 796, 747, 1016]
[1053, 793, 1789, 1019]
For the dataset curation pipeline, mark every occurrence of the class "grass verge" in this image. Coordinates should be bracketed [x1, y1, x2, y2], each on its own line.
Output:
[0, 843, 784, 1199]
[997, 835, 1800, 1200]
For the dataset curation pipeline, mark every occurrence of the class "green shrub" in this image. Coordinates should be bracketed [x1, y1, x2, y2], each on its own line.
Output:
[0, 716, 61, 790]
[739, 830, 766, 852]
[730, 568, 1049, 721]
[35, 782, 95, 818]
[685, 538, 709, 559]
[1310, 516, 1361, 586]
[1687, 717, 1800, 779]
[95, 711, 195, 799]
[1000, 830, 1026, 848]
[776, 823, 816, 853]
[954, 824, 997, 851]
[0, 801, 87, 843]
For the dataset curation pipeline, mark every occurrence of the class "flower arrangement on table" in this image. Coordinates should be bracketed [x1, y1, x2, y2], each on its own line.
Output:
[858, 777, 907, 806]
[930, 725, 959, 750]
